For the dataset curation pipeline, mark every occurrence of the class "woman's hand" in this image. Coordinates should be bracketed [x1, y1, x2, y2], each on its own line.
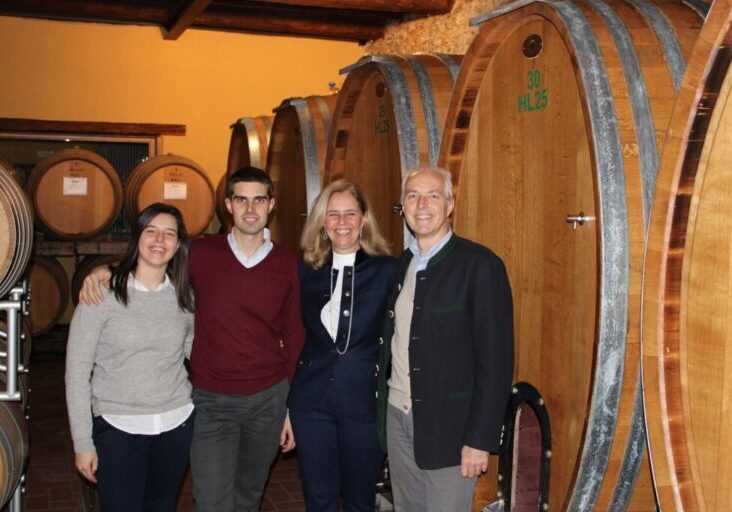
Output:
[280, 411, 296, 453]
[75, 451, 99, 483]
[79, 266, 112, 305]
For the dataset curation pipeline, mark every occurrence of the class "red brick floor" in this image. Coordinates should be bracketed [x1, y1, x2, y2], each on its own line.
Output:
[23, 358, 305, 512]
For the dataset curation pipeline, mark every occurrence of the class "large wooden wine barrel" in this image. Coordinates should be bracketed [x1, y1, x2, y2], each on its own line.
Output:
[439, 0, 703, 510]
[0, 162, 33, 299]
[27, 256, 69, 336]
[71, 255, 123, 306]
[324, 53, 461, 253]
[125, 155, 215, 237]
[642, 0, 732, 509]
[227, 116, 272, 174]
[267, 95, 338, 248]
[0, 401, 28, 508]
[26, 149, 122, 240]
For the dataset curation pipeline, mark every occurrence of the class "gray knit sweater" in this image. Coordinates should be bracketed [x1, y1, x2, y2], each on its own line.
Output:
[65, 285, 194, 453]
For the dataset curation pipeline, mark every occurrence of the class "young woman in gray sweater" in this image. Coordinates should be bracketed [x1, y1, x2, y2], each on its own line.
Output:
[65, 202, 195, 512]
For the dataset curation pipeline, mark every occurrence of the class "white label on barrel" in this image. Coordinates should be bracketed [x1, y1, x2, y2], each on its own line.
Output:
[164, 182, 187, 200]
[63, 176, 88, 196]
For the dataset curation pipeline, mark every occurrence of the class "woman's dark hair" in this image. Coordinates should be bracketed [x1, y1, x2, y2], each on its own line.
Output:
[111, 203, 194, 312]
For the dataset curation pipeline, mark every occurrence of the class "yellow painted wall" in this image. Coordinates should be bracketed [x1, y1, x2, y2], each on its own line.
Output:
[0, 15, 363, 182]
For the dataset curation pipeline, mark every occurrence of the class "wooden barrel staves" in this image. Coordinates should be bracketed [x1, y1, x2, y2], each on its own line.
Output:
[0, 162, 33, 299]
[125, 155, 215, 237]
[217, 116, 273, 228]
[642, 0, 732, 509]
[26, 149, 122, 240]
[226, 115, 272, 174]
[324, 53, 461, 253]
[0, 401, 28, 508]
[267, 95, 338, 248]
[439, 0, 703, 510]
[27, 256, 69, 337]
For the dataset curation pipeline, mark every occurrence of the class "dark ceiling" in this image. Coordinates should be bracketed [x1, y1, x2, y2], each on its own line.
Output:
[0, 0, 455, 42]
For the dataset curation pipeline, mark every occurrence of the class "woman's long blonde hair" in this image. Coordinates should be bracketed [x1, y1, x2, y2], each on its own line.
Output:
[301, 180, 391, 269]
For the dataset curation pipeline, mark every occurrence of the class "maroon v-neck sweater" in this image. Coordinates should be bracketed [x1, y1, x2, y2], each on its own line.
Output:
[188, 235, 305, 395]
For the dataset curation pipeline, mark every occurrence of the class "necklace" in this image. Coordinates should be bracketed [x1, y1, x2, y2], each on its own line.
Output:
[329, 264, 355, 355]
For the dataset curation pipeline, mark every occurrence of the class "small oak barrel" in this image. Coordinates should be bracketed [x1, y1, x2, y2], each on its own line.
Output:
[125, 155, 215, 237]
[267, 95, 338, 248]
[26, 149, 122, 240]
[27, 256, 69, 337]
[0, 162, 33, 299]
[324, 54, 461, 253]
[0, 401, 28, 508]
[642, 0, 732, 509]
[71, 255, 123, 306]
[439, 0, 703, 510]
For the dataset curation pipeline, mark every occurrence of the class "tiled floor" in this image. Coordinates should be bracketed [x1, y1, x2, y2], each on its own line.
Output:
[22, 356, 306, 512]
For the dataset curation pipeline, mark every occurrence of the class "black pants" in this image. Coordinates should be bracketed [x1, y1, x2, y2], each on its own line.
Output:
[92, 413, 194, 512]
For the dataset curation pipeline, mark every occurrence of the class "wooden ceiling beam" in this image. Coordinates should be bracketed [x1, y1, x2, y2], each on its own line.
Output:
[165, 0, 214, 40]
[249, 0, 453, 14]
[195, 9, 386, 41]
[0, 0, 170, 24]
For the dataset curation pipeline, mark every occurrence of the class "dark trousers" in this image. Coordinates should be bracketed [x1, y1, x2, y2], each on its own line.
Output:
[290, 382, 384, 512]
[190, 379, 289, 512]
[92, 413, 194, 512]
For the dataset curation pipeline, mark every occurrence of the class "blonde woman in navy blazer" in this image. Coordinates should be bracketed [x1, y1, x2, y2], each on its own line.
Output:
[288, 180, 397, 511]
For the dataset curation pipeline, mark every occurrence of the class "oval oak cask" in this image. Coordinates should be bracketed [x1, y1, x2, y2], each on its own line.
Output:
[71, 255, 123, 306]
[440, 0, 702, 509]
[642, 0, 732, 509]
[325, 53, 461, 253]
[0, 162, 33, 299]
[0, 401, 27, 509]
[26, 149, 122, 240]
[267, 95, 338, 249]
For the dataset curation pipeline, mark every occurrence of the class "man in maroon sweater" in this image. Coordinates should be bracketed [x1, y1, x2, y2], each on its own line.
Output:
[188, 167, 305, 512]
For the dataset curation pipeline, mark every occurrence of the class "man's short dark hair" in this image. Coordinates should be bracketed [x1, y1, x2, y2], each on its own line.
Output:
[226, 167, 274, 199]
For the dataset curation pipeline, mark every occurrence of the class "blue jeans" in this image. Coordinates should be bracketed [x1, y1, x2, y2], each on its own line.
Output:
[93, 412, 194, 512]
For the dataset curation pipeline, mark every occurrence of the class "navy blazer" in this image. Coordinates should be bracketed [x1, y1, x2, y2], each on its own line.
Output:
[288, 250, 398, 422]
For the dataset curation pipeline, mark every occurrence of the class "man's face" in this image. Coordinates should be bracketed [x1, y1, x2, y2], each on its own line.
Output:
[402, 170, 454, 244]
[225, 181, 274, 236]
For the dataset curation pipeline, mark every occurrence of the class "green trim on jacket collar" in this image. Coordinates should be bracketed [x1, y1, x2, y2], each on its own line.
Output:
[425, 233, 458, 270]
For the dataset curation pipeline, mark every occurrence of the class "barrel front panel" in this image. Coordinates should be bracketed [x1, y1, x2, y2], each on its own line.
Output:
[34, 159, 118, 237]
[330, 70, 404, 253]
[452, 17, 598, 509]
[134, 165, 214, 236]
[681, 75, 732, 507]
[642, 2, 732, 508]
[28, 257, 68, 336]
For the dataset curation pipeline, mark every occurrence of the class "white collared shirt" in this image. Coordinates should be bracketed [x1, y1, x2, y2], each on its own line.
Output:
[227, 228, 274, 268]
[101, 274, 194, 435]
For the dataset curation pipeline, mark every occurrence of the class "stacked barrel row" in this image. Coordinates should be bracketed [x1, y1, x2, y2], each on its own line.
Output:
[224, 0, 731, 509]
[13, 150, 215, 335]
[0, 161, 33, 508]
